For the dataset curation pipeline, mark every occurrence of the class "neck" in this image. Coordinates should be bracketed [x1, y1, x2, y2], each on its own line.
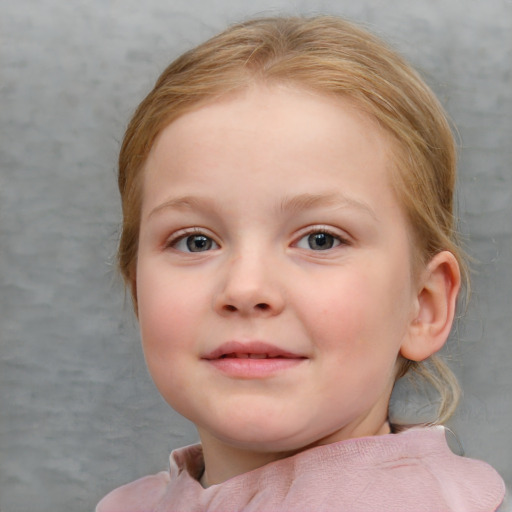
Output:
[198, 431, 295, 487]
[197, 419, 391, 487]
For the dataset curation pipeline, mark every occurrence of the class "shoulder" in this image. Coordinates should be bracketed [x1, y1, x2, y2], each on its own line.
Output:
[95, 471, 170, 512]
[373, 426, 506, 511]
[290, 426, 506, 512]
[95, 444, 203, 512]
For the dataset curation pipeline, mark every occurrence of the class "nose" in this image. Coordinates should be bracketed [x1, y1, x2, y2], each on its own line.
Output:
[213, 249, 285, 317]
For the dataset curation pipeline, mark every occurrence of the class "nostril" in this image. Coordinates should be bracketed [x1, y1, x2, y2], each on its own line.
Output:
[220, 303, 272, 313]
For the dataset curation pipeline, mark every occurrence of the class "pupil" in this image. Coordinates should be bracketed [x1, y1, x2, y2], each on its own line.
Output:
[308, 233, 333, 250]
[187, 235, 211, 252]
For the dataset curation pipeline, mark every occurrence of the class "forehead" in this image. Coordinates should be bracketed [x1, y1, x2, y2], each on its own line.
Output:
[141, 85, 411, 243]
[145, 83, 395, 185]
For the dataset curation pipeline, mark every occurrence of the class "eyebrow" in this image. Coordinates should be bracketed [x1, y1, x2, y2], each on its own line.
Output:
[147, 195, 212, 219]
[278, 192, 377, 220]
[147, 192, 377, 220]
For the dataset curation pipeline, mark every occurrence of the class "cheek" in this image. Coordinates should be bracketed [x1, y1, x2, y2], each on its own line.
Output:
[136, 270, 202, 409]
[304, 269, 410, 357]
[137, 266, 200, 356]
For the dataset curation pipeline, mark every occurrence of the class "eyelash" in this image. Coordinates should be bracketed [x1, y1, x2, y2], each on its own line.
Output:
[164, 226, 350, 254]
[164, 228, 220, 253]
[294, 226, 350, 251]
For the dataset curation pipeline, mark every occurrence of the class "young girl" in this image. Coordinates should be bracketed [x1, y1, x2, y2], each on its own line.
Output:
[97, 16, 506, 511]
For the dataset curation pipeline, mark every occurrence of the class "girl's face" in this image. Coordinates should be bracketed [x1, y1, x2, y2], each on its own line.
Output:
[136, 84, 420, 454]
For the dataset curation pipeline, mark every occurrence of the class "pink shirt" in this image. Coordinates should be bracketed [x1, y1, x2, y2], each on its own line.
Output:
[96, 426, 505, 512]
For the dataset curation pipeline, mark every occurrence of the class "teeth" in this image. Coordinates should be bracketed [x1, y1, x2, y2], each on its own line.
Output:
[220, 353, 274, 359]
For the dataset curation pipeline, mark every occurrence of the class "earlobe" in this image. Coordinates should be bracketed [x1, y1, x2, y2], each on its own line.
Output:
[400, 251, 461, 362]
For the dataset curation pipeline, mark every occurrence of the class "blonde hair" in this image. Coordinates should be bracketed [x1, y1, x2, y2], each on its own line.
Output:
[118, 16, 467, 425]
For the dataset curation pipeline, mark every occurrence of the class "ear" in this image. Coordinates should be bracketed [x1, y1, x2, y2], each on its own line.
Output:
[400, 251, 461, 362]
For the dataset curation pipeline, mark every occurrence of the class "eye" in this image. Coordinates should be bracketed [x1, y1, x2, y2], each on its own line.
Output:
[295, 231, 343, 251]
[171, 233, 219, 253]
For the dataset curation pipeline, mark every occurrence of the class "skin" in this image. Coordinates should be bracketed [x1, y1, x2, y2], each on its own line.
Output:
[135, 84, 460, 486]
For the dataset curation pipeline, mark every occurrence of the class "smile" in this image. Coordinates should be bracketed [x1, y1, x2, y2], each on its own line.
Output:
[219, 353, 293, 359]
[202, 341, 307, 378]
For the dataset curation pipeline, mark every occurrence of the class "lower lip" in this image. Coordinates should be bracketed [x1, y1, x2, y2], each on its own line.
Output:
[204, 357, 305, 378]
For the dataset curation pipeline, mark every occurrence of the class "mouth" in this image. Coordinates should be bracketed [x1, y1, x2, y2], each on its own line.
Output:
[202, 341, 307, 378]
[202, 341, 305, 361]
[219, 353, 292, 359]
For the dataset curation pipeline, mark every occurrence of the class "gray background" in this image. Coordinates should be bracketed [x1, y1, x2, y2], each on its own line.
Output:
[0, 1, 511, 511]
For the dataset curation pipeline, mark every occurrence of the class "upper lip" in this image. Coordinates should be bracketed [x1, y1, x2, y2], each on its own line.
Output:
[202, 341, 307, 360]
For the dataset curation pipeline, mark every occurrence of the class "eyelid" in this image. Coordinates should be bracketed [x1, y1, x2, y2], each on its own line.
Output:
[164, 227, 220, 250]
[293, 225, 352, 246]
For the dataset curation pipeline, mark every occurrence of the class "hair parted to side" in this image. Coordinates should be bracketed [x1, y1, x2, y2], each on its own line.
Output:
[118, 16, 468, 425]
